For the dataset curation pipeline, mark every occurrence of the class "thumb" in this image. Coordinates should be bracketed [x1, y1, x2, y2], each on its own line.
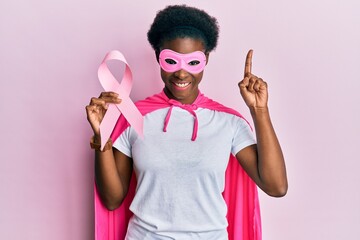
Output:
[238, 77, 250, 89]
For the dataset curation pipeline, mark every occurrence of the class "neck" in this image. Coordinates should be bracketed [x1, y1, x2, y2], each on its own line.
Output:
[163, 87, 199, 104]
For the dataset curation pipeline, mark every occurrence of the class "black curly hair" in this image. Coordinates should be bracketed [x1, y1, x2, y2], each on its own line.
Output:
[147, 5, 219, 57]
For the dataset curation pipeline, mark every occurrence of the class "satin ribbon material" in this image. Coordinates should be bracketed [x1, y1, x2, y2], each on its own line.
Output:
[98, 50, 144, 150]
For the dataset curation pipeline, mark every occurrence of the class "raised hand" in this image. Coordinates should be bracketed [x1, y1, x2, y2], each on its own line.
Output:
[238, 50, 268, 109]
[85, 92, 121, 137]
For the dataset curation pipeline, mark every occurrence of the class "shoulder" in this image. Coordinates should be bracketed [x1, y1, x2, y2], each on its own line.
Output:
[199, 94, 243, 118]
[134, 91, 170, 115]
[199, 93, 252, 128]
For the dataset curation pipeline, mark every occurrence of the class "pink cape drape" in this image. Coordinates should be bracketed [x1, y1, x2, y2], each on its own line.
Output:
[94, 91, 262, 240]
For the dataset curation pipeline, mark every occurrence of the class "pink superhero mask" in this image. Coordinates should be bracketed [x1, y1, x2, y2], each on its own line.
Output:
[159, 49, 207, 74]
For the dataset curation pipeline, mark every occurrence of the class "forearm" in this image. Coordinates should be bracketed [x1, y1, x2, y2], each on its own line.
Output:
[94, 138, 126, 210]
[251, 107, 288, 197]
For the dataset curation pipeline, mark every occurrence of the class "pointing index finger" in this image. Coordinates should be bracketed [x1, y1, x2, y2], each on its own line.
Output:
[244, 49, 253, 77]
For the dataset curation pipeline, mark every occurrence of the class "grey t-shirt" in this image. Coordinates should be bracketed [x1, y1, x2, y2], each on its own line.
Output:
[113, 107, 256, 239]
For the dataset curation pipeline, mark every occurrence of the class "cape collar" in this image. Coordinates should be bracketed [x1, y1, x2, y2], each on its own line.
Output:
[112, 89, 246, 142]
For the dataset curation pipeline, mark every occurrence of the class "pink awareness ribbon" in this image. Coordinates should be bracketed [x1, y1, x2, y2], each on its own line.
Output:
[98, 50, 144, 150]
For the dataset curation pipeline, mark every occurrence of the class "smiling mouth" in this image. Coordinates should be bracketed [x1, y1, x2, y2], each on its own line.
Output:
[173, 82, 191, 88]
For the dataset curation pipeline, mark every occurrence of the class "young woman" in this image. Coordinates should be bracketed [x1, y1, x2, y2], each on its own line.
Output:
[86, 5, 287, 240]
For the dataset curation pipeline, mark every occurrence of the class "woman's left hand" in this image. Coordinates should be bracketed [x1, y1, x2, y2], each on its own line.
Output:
[236, 50, 288, 197]
[238, 50, 268, 109]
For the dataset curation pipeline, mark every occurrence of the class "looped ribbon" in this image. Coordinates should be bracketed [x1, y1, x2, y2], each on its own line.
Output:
[98, 50, 144, 150]
[163, 99, 199, 141]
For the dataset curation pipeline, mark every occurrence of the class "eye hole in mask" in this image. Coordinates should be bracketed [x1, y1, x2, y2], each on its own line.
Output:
[159, 49, 207, 74]
[165, 58, 177, 65]
[189, 60, 200, 66]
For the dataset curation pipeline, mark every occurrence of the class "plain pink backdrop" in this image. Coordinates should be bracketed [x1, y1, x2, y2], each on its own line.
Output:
[1, 0, 359, 239]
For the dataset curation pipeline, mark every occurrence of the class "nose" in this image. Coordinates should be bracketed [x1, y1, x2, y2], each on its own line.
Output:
[174, 69, 189, 80]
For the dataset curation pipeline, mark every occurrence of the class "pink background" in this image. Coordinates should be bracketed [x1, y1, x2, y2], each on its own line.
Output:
[1, 0, 359, 239]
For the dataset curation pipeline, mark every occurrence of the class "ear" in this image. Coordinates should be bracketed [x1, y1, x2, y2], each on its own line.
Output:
[205, 53, 210, 65]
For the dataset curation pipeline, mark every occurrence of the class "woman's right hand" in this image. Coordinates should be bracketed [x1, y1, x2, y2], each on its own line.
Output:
[85, 92, 122, 138]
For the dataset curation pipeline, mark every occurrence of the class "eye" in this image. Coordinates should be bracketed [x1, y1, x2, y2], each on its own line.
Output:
[165, 59, 177, 65]
[188, 60, 200, 66]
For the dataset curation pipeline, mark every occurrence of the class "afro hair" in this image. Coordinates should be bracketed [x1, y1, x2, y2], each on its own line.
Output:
[147, 5, 219, 55]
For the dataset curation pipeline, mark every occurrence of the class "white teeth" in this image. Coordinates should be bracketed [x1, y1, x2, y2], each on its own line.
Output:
[174, 82, 190, 88]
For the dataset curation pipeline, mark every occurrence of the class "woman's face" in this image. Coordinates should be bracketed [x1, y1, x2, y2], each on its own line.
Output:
[160, 37, 208, 104]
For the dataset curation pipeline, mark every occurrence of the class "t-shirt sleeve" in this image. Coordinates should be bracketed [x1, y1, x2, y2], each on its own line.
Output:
[231, 117, 256, 156]
[112, 126, 132, 158]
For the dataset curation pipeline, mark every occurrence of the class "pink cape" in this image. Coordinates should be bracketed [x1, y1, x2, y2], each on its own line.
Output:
[94, 91, 262, 240]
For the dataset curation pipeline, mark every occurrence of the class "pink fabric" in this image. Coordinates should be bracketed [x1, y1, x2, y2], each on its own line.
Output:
[159, 49, 207, 74]
[97, 50, 144, 150]
[164, 99, 199, 141]
[95, 90, 262, 240]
